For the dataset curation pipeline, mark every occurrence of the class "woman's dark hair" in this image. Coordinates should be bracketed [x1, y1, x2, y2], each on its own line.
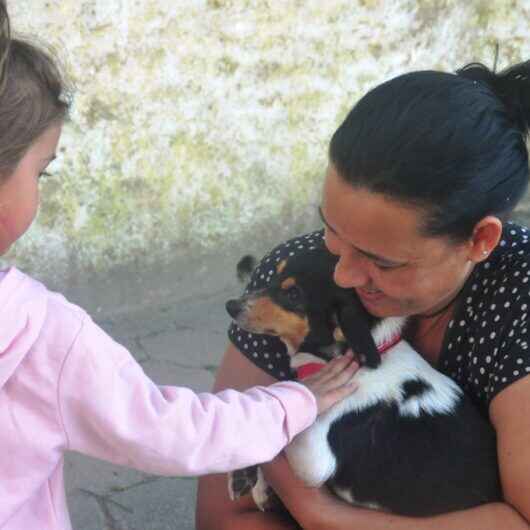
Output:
[0, 1, 71, 180]
[329, 59, 530, 241]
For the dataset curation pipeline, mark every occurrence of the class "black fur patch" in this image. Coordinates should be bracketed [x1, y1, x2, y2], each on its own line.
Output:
[401, 379, 432, 400]
[326, 399, 501, 516]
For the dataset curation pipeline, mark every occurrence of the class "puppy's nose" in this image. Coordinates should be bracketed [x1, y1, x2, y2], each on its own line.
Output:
[226, 299, 243, 318]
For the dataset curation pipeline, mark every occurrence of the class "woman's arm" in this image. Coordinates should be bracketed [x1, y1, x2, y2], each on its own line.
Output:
[196, 343, 300, 530]
[261, 376, 530, 530]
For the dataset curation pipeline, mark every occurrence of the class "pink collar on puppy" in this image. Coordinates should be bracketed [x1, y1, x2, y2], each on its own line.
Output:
[296, 333, 402, 380]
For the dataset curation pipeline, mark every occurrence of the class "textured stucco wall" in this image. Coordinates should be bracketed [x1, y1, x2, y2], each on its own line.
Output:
[3, 0, 530, 281]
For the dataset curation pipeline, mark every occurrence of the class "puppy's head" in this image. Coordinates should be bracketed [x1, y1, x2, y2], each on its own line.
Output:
[227, 249, 366, 357]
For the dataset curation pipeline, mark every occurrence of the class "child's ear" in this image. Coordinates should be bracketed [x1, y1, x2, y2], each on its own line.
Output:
[338, 304, 381, 368]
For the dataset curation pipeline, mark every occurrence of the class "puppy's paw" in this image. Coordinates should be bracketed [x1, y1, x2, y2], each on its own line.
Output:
[228, 466, 259, 501]
[251, 467, 277, 512]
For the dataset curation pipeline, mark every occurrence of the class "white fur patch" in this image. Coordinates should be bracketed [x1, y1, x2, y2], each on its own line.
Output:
[290, 352, 325, 369]
[372, 317, 407, 349]
[251, 467, 270, 512]
[286, 340, 462, 487]
[332, 485, 384, 511]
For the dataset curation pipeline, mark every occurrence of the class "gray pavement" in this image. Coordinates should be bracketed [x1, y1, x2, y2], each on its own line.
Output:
[61, 250, 246, 530]
[58, 205, 530, 530]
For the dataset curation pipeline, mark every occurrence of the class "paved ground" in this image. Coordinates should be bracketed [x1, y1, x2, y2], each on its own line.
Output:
[58, 206, 530, 530]
[60, 249, 247, 530]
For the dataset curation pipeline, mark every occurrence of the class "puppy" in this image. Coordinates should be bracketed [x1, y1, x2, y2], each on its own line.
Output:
[225, 245, 501, 517]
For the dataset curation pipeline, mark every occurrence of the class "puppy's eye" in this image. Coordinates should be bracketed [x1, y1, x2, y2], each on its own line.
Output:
[285, 286, 301, 302]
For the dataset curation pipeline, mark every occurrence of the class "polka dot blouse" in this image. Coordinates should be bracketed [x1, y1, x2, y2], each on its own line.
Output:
[228, 223, 530, 414]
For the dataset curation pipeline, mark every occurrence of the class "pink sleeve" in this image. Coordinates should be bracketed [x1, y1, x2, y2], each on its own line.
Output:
[57, 316, 317, 476]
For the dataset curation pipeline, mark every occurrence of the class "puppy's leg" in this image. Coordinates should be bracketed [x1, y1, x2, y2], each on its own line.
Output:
[228, 466, 259, 500]
[251, 467, 280, 512]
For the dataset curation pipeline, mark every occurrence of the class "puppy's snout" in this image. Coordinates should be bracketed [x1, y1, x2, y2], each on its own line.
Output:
[226, 299, 243, 319]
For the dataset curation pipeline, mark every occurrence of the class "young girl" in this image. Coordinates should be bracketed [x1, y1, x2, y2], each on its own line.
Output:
[0, 5, 358, 529]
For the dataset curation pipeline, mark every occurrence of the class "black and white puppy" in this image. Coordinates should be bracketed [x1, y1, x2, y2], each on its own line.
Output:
[225, 246, 501, 517]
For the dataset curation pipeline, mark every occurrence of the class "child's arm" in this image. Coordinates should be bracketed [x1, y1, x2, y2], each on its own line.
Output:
[57, 316, 354, 476]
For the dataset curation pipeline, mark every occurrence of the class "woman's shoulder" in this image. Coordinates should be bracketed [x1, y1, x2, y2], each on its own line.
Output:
[484, 222, 530, 268]
[443, 223, 530, 408]
[469, 222, 530, 292]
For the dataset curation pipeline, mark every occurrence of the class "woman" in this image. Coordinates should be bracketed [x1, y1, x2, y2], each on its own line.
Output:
[196, 61, 530, 529]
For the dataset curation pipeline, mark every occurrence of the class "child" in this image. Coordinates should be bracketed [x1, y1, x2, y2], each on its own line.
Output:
[0, 5, 358, 530]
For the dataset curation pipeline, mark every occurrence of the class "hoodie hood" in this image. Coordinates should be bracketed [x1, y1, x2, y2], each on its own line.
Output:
[0, 267, 48, 389]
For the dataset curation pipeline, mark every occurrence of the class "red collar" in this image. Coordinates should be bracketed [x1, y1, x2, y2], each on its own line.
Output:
[377, 333, 402, 354]
[296, 333, 402, 380]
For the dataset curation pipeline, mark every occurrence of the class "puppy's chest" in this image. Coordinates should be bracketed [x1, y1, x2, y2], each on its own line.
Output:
[285, 344, 461, 487]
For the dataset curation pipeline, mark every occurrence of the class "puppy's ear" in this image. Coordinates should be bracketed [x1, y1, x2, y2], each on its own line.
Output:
[338, 304, 381, 368]
[236, 255, 257, 282]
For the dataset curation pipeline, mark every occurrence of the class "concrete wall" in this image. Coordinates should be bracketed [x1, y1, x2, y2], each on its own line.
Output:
[4, 0, 530, 282]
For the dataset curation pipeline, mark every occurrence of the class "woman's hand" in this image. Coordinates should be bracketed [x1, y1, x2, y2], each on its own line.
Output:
[298, 352, 360, 415]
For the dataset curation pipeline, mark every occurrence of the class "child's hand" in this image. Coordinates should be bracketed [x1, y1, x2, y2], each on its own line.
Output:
[298, 352, 359, 415]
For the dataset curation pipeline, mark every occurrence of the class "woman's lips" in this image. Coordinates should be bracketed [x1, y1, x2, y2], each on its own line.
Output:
[356, 287, 385, 304]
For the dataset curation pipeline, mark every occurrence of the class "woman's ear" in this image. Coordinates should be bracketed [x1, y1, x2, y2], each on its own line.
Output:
[468, 216, 503, 262]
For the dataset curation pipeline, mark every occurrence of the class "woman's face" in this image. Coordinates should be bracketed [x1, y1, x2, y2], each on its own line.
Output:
[321, 165, 476, 318]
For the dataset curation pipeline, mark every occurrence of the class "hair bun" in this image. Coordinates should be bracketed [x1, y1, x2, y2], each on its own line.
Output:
[457, 60, 530, 138]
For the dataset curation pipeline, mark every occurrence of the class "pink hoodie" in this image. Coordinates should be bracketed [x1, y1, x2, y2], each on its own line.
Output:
[0, 268, 316, 529]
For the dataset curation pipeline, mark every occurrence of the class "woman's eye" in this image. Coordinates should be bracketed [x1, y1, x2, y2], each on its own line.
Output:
[38, 171, 52, 179]
[374, 261, 402, 271]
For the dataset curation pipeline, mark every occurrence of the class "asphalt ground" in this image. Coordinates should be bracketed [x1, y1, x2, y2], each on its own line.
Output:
[61, 250, 244, 530]
[58, 207, 530, 529]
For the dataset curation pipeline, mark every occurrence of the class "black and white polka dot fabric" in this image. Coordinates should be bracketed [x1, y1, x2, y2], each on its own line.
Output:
[228, 223, 530, 414]
[440, 222, 530, 413]
[228, 231, 326, 380]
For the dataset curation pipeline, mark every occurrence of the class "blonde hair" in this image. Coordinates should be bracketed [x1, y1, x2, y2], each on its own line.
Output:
[0, 1, 70, 179]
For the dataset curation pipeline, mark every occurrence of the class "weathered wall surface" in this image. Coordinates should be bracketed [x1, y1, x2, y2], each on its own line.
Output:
[4, 0, 530, 281]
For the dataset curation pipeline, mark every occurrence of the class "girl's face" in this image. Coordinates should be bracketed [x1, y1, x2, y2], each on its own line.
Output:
[321, 165, 479, 318]
[0, 123, 62, 255]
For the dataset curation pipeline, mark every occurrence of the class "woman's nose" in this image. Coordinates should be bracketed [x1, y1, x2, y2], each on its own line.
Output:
[333, 253, 370, 288]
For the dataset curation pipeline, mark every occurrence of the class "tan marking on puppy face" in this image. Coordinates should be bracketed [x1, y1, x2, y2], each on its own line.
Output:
[247, 296, 309, 350]
[281, 277, 296, 290]
[277, 260, 287, 274]
[333, 326, 345, 342]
